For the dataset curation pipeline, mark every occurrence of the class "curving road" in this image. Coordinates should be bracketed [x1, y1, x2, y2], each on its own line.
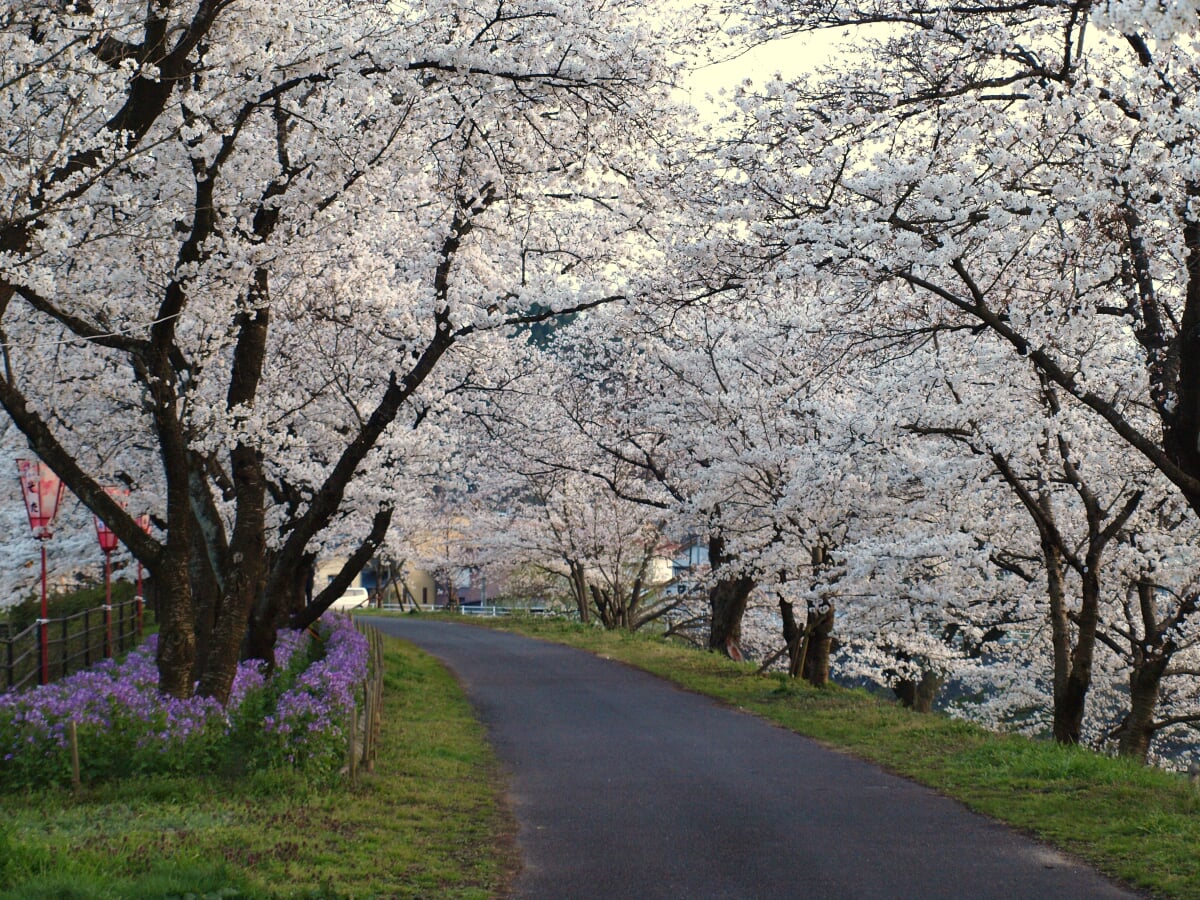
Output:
[367, 617, 1138, 900]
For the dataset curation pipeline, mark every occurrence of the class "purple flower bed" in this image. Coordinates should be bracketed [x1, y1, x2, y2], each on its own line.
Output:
[264, 617, 369, 767]
[0, 614, 367, 788]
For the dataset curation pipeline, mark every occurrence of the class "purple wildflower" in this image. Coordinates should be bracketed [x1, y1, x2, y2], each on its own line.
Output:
[0, 613, 370, 787]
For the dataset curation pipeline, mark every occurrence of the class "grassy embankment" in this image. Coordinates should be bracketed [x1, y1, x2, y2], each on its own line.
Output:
[462, 613, 1200, 899]
[0, 635, 514, 899]
[7, 610, 1198, 897]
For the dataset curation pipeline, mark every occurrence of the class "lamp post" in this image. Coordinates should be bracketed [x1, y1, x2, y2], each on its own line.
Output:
[16, 459, 66, 686]
[93, 487, 128, 659]
[135, 513, 149, 636]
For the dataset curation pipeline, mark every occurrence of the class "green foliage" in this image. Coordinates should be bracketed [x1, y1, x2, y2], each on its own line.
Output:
[219, 641, 316, 778]
[3, 582, 136, 633]
[2, 700, 234, 792]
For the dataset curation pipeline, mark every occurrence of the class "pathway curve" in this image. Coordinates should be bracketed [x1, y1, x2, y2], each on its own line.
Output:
[367, 617, 1138, 900]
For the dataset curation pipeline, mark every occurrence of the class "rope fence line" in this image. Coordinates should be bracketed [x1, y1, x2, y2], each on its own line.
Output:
[1, 598, 144, 692]
[349, 620, 386, 783]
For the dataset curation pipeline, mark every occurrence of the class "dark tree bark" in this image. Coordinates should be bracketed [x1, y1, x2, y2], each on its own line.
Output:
[780, 598, 802, 675]
[707, 533, 754, 660]
[988, 423, 1140, 746]
[154, 550, 197, 699]
[241, 550, 313, 670]
[801, 602, 835, 687]
[894, 670, 944, 713]
[1041, 531, 1086, 745]
[1117, 658, 1168, 761]
[798, 545, 835, 687]
[568, 560, 591, 624]
[1108, 580, 1200, 761]
[188, 532, 221, 685]
[288, 506, 392, 634]
[590, 583, 608, 626]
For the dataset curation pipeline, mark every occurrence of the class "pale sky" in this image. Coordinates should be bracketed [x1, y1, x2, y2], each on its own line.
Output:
[680, 30, 841, 116]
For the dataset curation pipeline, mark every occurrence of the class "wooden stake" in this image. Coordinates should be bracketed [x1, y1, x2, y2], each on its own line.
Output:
[69, 720, 80, 788]
[347, 702, 358, 784]
[360, 678, 371, 767]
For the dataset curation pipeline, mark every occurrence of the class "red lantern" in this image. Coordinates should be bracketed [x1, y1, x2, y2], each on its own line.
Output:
[93, 486, 127, 552]
[15, 459, 66, 685]
[16, 458, 65, 538]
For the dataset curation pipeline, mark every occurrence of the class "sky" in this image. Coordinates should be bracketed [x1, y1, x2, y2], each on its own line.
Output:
[679, 28, 844, 116]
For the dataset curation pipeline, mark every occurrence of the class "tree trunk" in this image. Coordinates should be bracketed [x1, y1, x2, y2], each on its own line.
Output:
[154, 551, 197, 699]
[243, 552, 313, 669]
[1040, 522, 1098, 746]
[151, 366, 199, 700]
[1116, 580, 1172, 762]
[591, 583, 616, 629]
[780, 598, 802, 676]
[893, 679, 916, 709]
[288, 506, 391, 634]
[197, 539, 266, 703]
[800, 545, 835, 687]
[188, 544, 221, 686]
[1164, 221, 1200, 519]
[196, 440, 268, 703]
[1042, 534, 1075, 742]
[801, 602, 835, 687]
[708, 575, 754, 660]
[1052, 560, 1101, 746]
[895, 670, 943, 713]
[568, 561, 590, 624]
[1117, 658, 1167, 762]
[707, 533, 754, 659]
[624, 576, 643, 631]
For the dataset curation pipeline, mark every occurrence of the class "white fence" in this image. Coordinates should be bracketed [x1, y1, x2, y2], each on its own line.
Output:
[366, 602, 551, 617]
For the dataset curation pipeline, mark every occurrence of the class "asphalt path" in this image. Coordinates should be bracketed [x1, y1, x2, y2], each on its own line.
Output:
[367, 617, 1138, 899]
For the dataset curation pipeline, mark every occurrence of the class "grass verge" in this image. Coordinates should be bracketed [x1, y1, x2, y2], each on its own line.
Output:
[0, 635, 514, 899]
[456, 613, 1199, 899]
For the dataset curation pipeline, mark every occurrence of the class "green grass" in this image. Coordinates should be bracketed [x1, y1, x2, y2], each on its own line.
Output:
[0, 636, 515, 899]
[453, 613, 1200, 899]
[9, 610, 1198, 897]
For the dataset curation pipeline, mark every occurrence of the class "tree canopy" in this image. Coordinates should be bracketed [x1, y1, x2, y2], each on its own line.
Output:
[4, 0, 1200, 766]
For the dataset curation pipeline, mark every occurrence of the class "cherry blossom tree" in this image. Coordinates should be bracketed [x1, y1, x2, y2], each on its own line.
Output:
[0, 0, 695, 700]
[733, 0, 1200, 516]
[714, 0, 1200, 752]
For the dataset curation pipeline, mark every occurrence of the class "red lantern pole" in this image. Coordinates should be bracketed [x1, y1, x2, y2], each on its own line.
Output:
[135, 514, 150, 637]
[103, 548, 113, 656]
[39, 541, 48, 683]
[16, 459, 66, 686]
[94, 487, 127, 660]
